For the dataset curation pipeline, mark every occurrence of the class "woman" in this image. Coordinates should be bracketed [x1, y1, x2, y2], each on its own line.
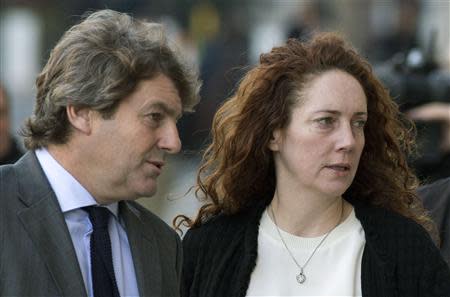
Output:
[178, 33, 450, 296]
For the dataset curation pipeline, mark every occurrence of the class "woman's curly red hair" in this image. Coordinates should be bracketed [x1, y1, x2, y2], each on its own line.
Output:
[175, 32, 434, 237]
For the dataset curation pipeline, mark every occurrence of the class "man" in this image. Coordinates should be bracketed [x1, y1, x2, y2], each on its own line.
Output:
[0, 83, 23, 164]
[0, 9, 200, 297]
[411, 102, 450, 266]
[418, 177, 450, 267]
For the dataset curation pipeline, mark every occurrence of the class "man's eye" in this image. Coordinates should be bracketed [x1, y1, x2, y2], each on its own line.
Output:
[149, 112, 163, 122]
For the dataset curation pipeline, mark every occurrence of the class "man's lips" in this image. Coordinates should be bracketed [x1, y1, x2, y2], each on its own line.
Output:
[147, 160, 165, 170]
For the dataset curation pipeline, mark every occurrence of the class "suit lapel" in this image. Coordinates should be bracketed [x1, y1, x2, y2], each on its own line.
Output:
[15, 152, 87, 297]
[121, 202, 162, 297]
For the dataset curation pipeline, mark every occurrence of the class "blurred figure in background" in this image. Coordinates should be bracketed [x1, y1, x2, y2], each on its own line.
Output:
[408, 102, 450, 180]
[178, 1, 249, 151]
[0, 83, 23, 165]
[414, 103, 450, 266]
[376, 51, 450, 181]
[367, 0, 421, 63]
[368, 0, 450, 182]
[286, 1, 323, 41]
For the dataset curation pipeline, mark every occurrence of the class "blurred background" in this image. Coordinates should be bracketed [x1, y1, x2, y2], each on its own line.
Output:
[1, 0, 449, 226]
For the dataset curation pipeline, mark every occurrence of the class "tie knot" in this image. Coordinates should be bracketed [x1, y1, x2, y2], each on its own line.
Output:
[83, 206, 110, 230]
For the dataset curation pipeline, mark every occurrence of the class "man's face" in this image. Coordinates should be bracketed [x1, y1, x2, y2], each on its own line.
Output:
[86, 74, 182, 203]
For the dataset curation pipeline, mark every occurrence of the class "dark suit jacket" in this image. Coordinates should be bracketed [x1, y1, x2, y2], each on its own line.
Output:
[418, 177, 450, 266]
[0, 151, 182, 297]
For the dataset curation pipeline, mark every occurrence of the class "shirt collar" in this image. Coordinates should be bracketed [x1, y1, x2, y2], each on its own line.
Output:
[35, 148, 119, 218]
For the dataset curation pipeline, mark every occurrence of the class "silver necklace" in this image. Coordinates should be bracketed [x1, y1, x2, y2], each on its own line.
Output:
[270, 200, 344, 285]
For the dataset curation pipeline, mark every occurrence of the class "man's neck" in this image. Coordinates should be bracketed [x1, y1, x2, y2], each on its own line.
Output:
[46, 144, 104, 203]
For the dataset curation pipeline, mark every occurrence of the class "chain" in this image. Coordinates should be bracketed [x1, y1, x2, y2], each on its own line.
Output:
[269, 197, 344, 283]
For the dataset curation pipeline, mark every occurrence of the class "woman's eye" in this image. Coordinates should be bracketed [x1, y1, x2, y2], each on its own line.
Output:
[316, 117, 335, 126]
[353, 119, 367, 128]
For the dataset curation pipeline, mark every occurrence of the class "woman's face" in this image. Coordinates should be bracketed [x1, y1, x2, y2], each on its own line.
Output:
[269, 69, 367, 198]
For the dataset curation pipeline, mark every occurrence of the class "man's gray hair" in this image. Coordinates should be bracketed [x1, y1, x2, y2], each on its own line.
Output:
[22, 9, 201, 149]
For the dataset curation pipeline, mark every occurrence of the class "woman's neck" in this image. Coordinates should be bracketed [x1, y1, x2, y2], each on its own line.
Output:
[269, 188, 350, 237]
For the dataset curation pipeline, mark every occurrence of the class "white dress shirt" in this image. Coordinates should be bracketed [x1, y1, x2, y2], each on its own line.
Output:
[35, 148, 140, 297]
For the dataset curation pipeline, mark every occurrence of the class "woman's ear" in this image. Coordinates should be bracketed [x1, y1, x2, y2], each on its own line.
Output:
[268, 129, 281, 151]
[66, 104, 93, 135]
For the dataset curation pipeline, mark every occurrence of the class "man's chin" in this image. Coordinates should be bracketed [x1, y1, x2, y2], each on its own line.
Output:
[118, 188, 157, 201]
[135, 187, 157, 199]
[144, 181, 160, 196]
[123, 178, 158, 199]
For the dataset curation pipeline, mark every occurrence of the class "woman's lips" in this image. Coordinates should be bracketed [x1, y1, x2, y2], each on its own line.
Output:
[325, 163, 351, 175]
[327, 164, 350, 171]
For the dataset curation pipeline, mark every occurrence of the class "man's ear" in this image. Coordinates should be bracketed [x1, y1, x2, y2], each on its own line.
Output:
[66, 104, 93, 135]
[268, 129, 282, 152]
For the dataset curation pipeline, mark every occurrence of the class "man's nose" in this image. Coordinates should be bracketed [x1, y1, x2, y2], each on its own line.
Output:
[159, 122, 181, 154]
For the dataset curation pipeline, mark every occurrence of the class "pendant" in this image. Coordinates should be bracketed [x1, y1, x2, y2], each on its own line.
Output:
[296, 270, 306, 284]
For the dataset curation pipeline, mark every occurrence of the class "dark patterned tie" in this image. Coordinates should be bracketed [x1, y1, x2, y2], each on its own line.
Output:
[83, 206, 120, 297]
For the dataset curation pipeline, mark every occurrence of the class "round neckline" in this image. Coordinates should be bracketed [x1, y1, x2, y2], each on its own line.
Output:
[260, 206, 359, 250]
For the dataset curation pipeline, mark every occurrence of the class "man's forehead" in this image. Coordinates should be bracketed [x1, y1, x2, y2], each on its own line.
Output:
[132, 76, 183, 115]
